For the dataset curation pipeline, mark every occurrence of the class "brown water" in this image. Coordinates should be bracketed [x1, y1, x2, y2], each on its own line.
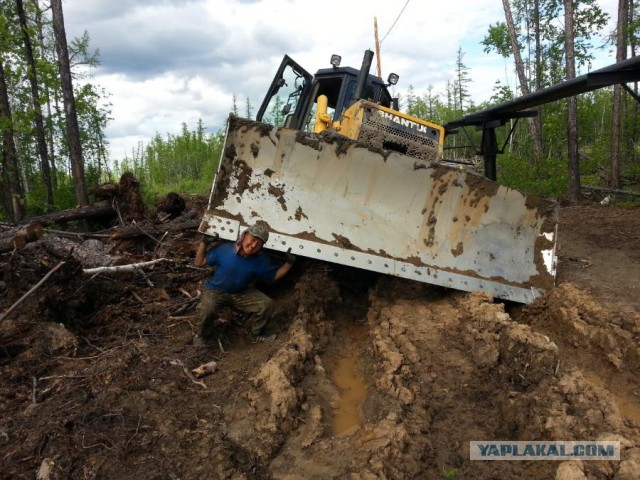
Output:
[330, 325, 368, 436]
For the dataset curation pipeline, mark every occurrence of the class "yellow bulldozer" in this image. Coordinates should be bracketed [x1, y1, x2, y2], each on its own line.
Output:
[199, 50, 558, 304]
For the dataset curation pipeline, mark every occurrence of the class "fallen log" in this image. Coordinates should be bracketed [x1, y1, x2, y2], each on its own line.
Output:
[18, 201, 116, 227]
[34, 236, 121, 269]
[89, 183, 119, 198]
[582, 185, 640, 198]
[0, 222, 44, 253]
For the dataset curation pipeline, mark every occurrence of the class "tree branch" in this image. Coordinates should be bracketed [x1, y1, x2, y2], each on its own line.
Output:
[82, 259, 170, 275]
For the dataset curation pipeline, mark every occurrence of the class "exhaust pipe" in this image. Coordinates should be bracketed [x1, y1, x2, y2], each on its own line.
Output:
[352, 50, 374, 105]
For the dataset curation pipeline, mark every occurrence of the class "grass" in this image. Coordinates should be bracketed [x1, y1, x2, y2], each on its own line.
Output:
[441, 467, 461, 479]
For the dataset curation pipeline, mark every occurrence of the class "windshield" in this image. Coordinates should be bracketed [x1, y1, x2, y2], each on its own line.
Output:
[260, 64, 307, 127]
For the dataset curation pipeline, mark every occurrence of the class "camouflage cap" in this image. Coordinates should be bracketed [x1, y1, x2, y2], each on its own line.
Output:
[247, 224, 269, 243]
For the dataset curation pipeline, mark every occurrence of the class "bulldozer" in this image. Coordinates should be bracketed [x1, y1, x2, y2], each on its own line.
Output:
[199, 50, 558, 304]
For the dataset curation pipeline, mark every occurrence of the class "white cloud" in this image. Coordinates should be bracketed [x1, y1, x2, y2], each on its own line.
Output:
[97, 72, 232, 158]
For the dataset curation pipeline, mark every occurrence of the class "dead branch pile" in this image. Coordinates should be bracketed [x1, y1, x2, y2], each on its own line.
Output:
[0, 177, 204, 349]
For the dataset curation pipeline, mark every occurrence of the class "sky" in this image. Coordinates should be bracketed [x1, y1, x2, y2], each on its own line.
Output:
[61, 0, 620, 161]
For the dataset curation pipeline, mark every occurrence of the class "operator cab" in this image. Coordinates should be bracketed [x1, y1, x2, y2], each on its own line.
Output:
[256, 53, 397, 131]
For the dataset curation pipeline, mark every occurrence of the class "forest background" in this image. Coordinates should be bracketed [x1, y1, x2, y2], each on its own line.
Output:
[0, 0, 639, 223]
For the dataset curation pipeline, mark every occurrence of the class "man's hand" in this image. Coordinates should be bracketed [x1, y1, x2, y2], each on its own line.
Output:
[285, 247, 296, 265]
[274, 248, 295, 281]
[202, 232, 219, 246]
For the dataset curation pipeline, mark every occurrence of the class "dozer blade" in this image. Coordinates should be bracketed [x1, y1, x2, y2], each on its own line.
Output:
[200, 116, 558, 304]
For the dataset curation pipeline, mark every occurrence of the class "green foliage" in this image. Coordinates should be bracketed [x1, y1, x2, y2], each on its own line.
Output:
[69, 30, 100, 70]
[483, 22, 513, 56]
[114, 119, 225, 199]
[406, 85, 417, 113]
[24, 171, 77, 215]
[498, 152, 569, 197]
[489, 85, 639, 197]
[441, 467, 461, 479]
[407, 84, 445, 123]
[489, 80, 514, 104]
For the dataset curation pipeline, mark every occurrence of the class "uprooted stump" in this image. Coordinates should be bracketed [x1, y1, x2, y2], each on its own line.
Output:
[90, 172, 147, 223]
[156, 192, 187, 218]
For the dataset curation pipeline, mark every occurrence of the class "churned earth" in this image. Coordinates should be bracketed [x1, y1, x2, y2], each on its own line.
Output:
[1, 203, 639, 479]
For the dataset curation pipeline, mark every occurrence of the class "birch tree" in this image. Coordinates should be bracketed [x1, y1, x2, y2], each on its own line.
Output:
[501, 0, 543, 162]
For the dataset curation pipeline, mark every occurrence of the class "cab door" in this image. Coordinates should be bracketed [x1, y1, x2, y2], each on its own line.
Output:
[256, 55, 313, 129]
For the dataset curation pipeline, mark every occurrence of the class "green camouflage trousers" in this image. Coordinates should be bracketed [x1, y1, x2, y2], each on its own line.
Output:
[197, 288, 274, 339]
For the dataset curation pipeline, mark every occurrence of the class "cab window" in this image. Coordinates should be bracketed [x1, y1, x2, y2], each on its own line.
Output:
[260, 64, 307, 127]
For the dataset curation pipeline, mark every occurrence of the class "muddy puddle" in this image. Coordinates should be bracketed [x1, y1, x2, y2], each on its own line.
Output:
[330, 322, 368, 436]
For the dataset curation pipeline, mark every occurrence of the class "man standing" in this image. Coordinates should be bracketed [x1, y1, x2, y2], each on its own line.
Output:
[193, 224, 294, 346]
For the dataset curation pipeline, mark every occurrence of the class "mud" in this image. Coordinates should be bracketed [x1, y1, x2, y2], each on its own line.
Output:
[292, 207, 307, 222]
[331, 348, 368, 436]
[232, 160, 254, 197]
[450, 241, 464, 257]
[267, 184, 287, 211]
[331, 234, 354, 250]
[209, 144, 236, 207]
[1, 204, 640, 479]
[232, 115, 274, 139]
[295, 131, 322, 151]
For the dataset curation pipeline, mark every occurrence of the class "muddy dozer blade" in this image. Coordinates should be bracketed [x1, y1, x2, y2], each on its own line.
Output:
[200, 116, 558, 304]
